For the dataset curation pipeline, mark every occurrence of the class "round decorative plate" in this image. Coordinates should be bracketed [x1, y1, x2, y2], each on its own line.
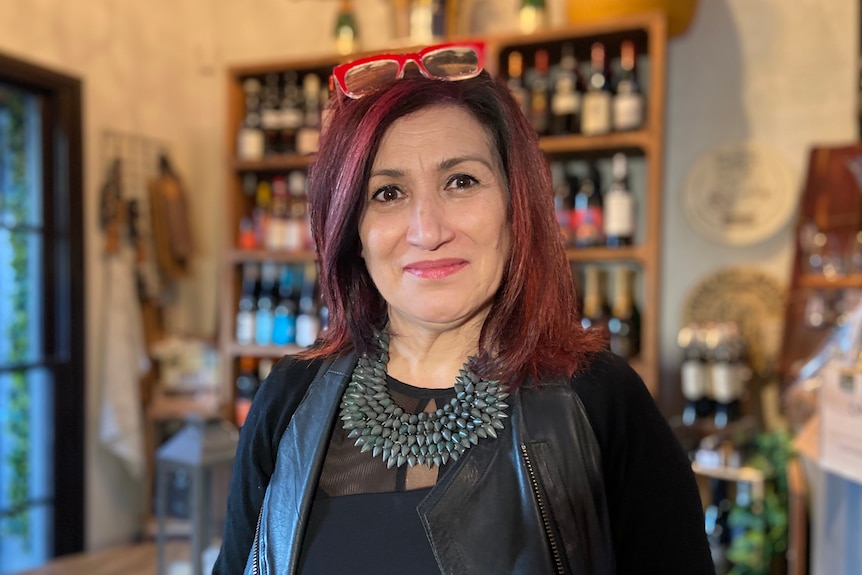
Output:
[682, 142, 796, 246]
[681, 267, 786, 375]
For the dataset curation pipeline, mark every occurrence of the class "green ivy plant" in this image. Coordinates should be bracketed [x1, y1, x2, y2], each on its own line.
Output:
[726, 429, 794, 575]
[0, 85, 33, 546]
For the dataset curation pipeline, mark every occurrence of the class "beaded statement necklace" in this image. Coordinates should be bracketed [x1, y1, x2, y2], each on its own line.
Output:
[339, 331, 509, 469]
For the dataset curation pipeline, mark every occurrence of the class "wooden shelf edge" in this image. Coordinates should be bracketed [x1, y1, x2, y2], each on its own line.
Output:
[797, 273, 862, 289]
[233, 154, 314, 172]
[226, 249, 317, 264]
[224, 342, 305, 358]
[540, 131, 651, 155]
[565, 245, 646, 262]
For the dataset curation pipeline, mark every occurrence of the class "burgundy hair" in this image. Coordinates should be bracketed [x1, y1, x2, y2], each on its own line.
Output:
[303, 71, 605, 385]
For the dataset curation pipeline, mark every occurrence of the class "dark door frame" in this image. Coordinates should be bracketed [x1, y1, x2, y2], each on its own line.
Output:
[0, 51, 85, 557]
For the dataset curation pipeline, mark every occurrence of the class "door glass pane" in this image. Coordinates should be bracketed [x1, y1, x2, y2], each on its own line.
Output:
[0, 83, 43, 227]
[0, 367, 54, 573]
[0, 80, 53, 574]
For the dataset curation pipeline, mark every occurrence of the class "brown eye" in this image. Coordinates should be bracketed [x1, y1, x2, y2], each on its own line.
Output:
[372, 185, 403, 202]
[447, 174, 479, 190]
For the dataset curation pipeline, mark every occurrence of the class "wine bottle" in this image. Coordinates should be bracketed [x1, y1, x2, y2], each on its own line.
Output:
[571, 162, 604, 248]
[286, 170, 308, 251]
[553, 165, 575, 245]
[679, 324, 710, 426]
[279, 71, 304, 155]
[236, 263, 259, 345]
[603, 153, 635, 247]
[237, 78, 264, 160]
[518, 0, 546, 34]
[612, 40, 645, 132]
[506, 51, 530, 119]
[608, 266, 641, 359]
[580, 265, 611, 342]
[295, 263, 322, 347]
[254, 262, 278, 346]
[581, 42, 612, 136]
[267, 176, 288, 251]
[260, 73, 282, 156]
[296, 73, 322, 156]
[253, 179, 272, 249]
[528, 49, 550, 136]
[550, 43, 582, 136]
[711, 324, 748, 429]
[234, 357, 259, 427]
[334, 0, 359, 55]
[272, 265, 297, 345]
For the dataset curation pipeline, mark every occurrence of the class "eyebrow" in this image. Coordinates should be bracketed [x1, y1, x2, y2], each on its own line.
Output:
[369, 156, 496, 179]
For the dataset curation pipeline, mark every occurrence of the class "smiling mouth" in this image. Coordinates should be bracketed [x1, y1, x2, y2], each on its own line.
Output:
[403, 259, 468, 279]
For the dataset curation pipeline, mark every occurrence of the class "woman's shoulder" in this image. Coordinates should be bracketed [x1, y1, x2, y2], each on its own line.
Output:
[568, 350, 662, 443]
[571, 350, 648, 400]
[240, 354, 334, 444]
[256, 355, 328, 402]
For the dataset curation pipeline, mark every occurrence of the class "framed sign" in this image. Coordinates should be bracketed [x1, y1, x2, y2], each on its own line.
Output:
[682, 142, 796, 246]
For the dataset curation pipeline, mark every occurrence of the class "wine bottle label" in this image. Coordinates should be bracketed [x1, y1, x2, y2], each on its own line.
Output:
[571, 207, 604, 245]
[255, 311, 274, 346]
[613, 93, 644, 131]
[296, 315, 321, 347]
[261, 109, 280, 130]
[281, 108, 304, 130]
[681, 360, 708, 400]
[237, 128, 264, 160]
[236, 311, 255, 344]
[581, 92, 611, 135]
[604, 191, 634, 237]
[296, 127, 320, 155]
[285, 219, 304, 252]
[710, 363, 738, 403]
[551, 91, 580, 116]
[265, 218, 286, 251]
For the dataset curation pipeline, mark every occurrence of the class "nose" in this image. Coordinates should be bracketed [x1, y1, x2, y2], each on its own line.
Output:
[405, 192, 455, 250]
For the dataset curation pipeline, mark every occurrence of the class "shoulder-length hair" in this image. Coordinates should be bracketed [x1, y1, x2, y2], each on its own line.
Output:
[303, 70, 604, 385]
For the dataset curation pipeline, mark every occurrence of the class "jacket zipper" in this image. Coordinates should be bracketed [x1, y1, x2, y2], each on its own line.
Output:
[252, 505, 263, 575]
[520, 444, 566, 575]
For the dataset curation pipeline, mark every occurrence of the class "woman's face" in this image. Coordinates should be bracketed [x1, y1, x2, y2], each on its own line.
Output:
[359, 104, 511, 335]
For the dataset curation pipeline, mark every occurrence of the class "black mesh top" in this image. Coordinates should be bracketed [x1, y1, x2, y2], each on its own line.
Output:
[297, 375, 456, 574]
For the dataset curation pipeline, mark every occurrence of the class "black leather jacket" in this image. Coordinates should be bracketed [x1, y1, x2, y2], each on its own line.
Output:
[243, 354, 615, 575]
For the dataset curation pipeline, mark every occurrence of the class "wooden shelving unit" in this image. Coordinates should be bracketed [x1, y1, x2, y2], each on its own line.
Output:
[220, 12, 668, 401]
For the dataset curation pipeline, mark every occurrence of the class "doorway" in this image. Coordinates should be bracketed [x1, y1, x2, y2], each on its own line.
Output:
[0, 53, 84, 573]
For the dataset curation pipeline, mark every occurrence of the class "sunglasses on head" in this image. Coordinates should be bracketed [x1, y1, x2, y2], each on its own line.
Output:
[332, 42, 486, 99]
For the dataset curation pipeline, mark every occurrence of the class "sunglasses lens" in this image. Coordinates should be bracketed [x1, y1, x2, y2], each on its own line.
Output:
[422, 47, 481, 79]
[343, 59, 401, 97]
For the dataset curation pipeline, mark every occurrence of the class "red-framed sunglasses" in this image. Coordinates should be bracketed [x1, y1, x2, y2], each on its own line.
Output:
[332, 42, 486, 99]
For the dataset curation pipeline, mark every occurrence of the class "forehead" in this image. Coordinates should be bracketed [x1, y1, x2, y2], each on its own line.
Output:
[374, 104, 498, 165]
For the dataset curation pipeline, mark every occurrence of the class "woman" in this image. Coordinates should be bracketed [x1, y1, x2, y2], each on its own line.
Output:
[215, 43, 714, 575]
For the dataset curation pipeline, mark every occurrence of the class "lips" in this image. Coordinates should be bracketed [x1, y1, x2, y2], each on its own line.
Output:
[403, 258, 468, 279]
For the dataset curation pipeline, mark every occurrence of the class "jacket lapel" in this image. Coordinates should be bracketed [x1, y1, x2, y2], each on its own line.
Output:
[257, 353, 356, 575]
